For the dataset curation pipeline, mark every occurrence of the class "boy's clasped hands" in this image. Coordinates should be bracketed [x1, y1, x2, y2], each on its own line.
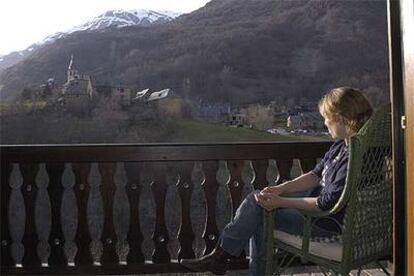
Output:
[254, 185, 284, 211]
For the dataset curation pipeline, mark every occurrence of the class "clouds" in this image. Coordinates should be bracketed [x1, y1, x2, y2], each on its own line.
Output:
[0, 0, 210, 55]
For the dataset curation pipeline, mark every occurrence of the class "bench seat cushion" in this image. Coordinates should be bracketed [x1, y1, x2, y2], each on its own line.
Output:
[274, 230, 343, 262]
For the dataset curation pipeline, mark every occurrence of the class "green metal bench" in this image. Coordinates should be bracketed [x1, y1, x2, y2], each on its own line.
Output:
[264, 106, 392, 275]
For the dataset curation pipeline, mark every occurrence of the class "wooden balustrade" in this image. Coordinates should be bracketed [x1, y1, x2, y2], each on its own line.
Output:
[0, 142, 331, 275]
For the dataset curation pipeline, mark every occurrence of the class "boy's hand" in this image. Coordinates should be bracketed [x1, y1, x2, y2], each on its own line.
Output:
[259, 184, 284, 196]
[254, 191, 283, 211]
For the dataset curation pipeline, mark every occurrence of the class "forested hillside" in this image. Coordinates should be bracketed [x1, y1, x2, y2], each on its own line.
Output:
[0, 0, 388, 104]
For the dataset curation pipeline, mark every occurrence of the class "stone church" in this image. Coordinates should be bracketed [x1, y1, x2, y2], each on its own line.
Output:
[62, 55, 94, 113]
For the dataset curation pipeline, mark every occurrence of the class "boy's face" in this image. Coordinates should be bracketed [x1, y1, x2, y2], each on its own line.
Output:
[324, 115, 348, 140]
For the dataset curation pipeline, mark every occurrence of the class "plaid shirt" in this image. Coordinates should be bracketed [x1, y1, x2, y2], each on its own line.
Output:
[311, 140, 348, 226]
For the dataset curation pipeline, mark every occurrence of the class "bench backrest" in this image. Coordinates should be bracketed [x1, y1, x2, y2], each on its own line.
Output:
[341, 105, 392, 266]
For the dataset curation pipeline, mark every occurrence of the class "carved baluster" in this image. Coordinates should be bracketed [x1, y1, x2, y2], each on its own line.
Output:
[73, 163, 93, 265]
[275, 160, 294, 184]
[201, 161, 220, 255]
[1, 162, 13, 269]
[150, 163, 170, 264]
[176, 162, 195, 260]
[9, 164, 25, 267]
[61, 164, 77, 266]
[252, 160, 269, 190]
[227, 160, 245, 216]
[113, 163, 130, 265]
[20, 163, 41, 267]
[35, 164, 51, 267]
[290, 159, 302, 179]
[241, 161, 255, 194]
[46, 163, 66, 267]
[227, 160, 246, 259]
[125, 163, 144, 264]
[299, 159, 317, 174]
[99, 163, 118, 265]
[266, 160, 279, 185]
[88, 163, 104, 265]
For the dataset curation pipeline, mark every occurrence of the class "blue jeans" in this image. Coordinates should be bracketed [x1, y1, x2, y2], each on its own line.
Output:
[219, 190, 337, 276]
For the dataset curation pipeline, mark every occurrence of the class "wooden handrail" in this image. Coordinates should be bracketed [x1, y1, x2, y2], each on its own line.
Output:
[0, 142, 330, 162]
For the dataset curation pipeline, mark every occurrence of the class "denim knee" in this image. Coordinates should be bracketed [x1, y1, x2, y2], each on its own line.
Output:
[246, 190, 260, 204]
[234, 190, 262, 218]
[243, 190, 262, 208]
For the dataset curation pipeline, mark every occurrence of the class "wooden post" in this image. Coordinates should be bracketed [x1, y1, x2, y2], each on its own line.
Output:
[201, 161, 220, 255]
[46, 163, 66, 267]
[20, 163, 41, 267]
[176, 162, 195, 260]
[1, 162, 13, 270]
[73, 163, 93, 265]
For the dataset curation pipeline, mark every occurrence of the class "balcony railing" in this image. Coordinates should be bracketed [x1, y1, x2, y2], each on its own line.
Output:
[0, 142, 331, 275]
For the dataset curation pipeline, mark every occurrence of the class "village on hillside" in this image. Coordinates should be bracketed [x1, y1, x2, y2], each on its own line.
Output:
[10, 55, 328, 137]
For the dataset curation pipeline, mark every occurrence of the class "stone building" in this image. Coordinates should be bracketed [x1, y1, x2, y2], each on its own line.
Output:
[62, 55, 94, 113]
[287, 112, 324, 130]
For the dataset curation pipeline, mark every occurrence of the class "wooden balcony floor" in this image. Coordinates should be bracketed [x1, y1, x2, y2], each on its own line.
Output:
[109, 265, 391, 276]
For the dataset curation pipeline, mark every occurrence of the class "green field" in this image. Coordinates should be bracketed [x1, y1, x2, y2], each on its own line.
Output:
[169, 119, 328, 143]
[0, 101, 48, 113]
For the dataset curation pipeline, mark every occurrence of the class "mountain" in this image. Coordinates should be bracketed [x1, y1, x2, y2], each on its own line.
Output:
[70, 9, 181, 31]
[0, 48, 37, 72]
[0, 0, 388, 105]
[0, 9, 180, 73]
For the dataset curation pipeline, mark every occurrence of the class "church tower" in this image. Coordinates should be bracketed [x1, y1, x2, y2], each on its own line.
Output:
[63, 54, 94, 114]
[67, 54, 78, 82]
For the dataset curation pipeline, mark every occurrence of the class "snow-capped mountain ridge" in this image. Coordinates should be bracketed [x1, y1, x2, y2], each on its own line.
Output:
[69, 9, 181, 32]
[39, 9, 180, 45]
[0, 9, 180, 71]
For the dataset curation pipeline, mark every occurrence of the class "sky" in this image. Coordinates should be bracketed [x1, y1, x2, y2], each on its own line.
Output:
[0, 0, 211, 56]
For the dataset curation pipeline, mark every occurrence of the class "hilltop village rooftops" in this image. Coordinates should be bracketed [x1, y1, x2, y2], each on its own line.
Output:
[147, 88, 170, 102]
[132, 88, 171, 103]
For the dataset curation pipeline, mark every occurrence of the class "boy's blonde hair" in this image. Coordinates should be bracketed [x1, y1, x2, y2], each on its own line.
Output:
[319, 87, 373, 134]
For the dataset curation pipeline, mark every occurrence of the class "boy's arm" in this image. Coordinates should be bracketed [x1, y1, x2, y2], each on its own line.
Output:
[255, 193, 320, 211]
[261, 171, 321, 196]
